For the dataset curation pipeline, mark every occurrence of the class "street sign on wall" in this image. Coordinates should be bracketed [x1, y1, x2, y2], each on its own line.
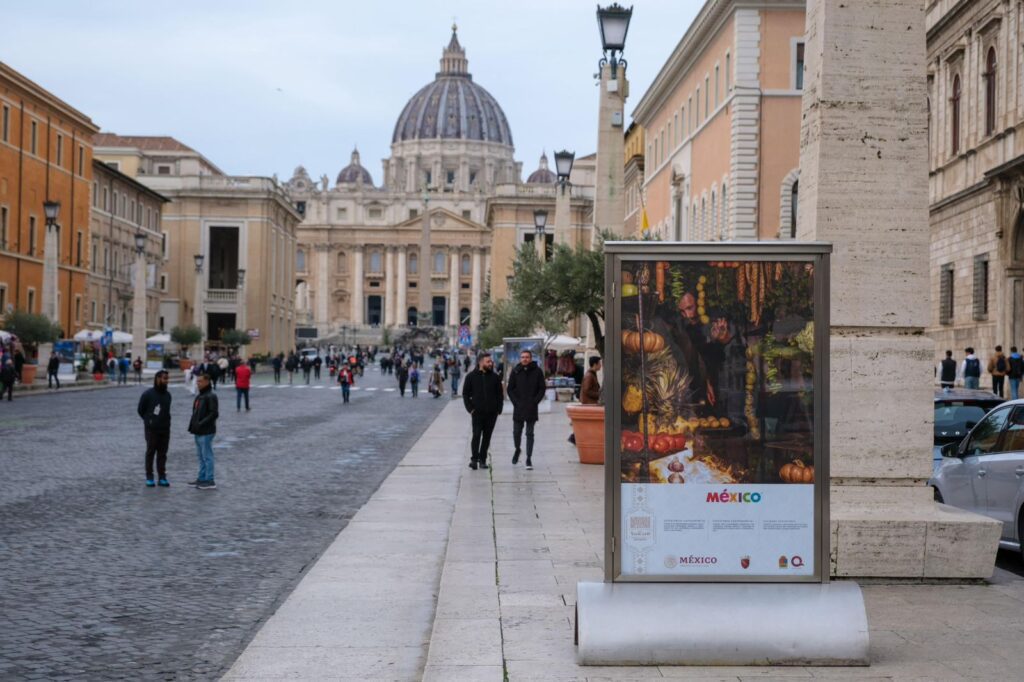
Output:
[604, 242, 831, 583]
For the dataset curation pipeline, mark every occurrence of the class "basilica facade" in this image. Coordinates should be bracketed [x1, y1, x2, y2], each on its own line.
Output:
[286, 27, 545, 342]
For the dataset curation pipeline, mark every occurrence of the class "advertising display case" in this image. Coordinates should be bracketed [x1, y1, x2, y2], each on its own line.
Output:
[603, 242, 831, 583]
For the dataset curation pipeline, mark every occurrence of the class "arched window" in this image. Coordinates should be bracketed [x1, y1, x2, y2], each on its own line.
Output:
[790, 180, 799, 239]
[337, 251, 346, 272]
[721, 183, 728, 239]
[296, 249, 306, 272]
[408, 252, 418, 274]
[459, 307, 470, 325]
[433, 251, 446, 274]
[950, 74, 961, 155]
[692, 205, 697, 239]
[984, 47, 997, 136]
[407, 307, 418, 326]
[369, 250, 382, 274]
[710, 192, 717, 241]
[700, 197, 706, 240]
[460, 253, 471, 275]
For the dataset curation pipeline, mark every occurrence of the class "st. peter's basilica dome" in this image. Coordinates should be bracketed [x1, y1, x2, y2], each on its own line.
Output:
[336, 148, 374, 186]
[526, 152, 557, 184]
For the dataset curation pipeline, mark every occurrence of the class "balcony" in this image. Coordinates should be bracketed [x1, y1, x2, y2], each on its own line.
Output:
[205, 289, 238, 304]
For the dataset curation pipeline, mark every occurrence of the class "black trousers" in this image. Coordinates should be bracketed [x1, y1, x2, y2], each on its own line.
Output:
[48, 371, 60, 389]
[273, 368, 281, 383]
[993, 376, 1005, 397]
[1, 381, 12, 400]
[471, 412, 499, 463]
[144, 428, 170, 479]
[513, 419, 536, 459]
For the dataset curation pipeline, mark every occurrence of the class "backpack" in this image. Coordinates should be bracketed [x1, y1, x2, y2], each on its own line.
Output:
[410, 369, 419, 382]
[996, 356, 1007, 373]
[1010, 356, 1024, 380]
[965, 357, 981, 378]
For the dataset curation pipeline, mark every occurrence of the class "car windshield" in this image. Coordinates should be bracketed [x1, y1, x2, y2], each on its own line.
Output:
[934, 401, 1001, 440]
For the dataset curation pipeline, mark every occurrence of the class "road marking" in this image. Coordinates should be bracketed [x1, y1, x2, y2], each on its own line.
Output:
[383, 388, 396, 392]
[365, 387, 378, 391]
[312, 386, 325, 390]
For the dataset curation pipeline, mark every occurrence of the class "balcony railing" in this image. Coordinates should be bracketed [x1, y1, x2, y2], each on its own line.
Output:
[205, 289, 238, 303]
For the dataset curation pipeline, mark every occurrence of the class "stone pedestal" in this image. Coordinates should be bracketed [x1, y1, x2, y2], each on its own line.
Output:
[799, 0, 1000, 577]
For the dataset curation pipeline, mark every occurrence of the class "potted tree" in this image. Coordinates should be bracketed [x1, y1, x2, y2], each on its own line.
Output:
[171, 324, 203, 369]
[220, 328, 252, 356]
[1, 310, 60, 385]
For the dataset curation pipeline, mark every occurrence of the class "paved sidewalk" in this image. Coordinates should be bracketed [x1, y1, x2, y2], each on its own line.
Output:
[227, 400, 1024, 681]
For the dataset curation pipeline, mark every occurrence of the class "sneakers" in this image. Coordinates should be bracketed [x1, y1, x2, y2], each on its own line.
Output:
[526, 458, 533, 470]
[479, 461, 489, 470]
[197, 481, 217, 490]
[145, 479, 156, 487]
[468, 461, 478, 470]
[158, 479, 170, 487]
[512, 448, 521, 465]
[187, 479, 200, 487]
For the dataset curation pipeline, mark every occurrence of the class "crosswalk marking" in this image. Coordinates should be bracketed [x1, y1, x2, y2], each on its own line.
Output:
[312, 386, 325, 390]
[383, 388, 396, 392]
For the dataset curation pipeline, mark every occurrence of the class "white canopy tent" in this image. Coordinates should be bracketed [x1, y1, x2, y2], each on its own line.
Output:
[146, 333, 172, 344]
[73, 329, 133, 344]
[544, 334, 583, 352]
[0, 329, 12, 343]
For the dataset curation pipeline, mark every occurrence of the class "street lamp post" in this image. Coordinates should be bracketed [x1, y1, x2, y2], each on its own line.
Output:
[41, 200, 61, 324]
[553, 150, 575, 246]
[237, 268, 247, 356]
[193, 253, 205, 331]
[593, 4, 631, 243]
[131, 231, 147, 370]
[533, 209, 548, 261]
[596, 3, 633, 80]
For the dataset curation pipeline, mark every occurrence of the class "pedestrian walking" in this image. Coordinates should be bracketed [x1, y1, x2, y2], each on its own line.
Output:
[286, 352, 297, 384]
[960, 347, 981, 389]
[410, 364, 420, 397]
[301, 356, 312, 384]
[13, 349, 25, 383]
[396, 361, 409, 396]
[580, 356, 602, 405]
[338, 364, 354, 403]
[208, 359, 221, 389]
[137, 370, 172, 487]
[235, 361, 252, 412]
[1009, 347, 1024, 400]
[313, 355, 322, 380]
[248, 356, 258, 374]
[462, 353, 503, 470]
[47, 354, 60, 389]
[507, 349, 546, 470]
[0, 358, 16, 401]
[187, 373, 219, 490]
[938, 350, 957, 390]
[429, 364, 444, 398]
[133, 356, 143, 384]
[988, 345, 1008, 398]
[450, 359, 462, 397]
[118, 355, 130, 385]
[272, 353, 283, 384]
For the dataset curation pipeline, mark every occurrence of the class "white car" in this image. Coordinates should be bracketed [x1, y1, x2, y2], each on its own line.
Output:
[931, 398, 1024, 560]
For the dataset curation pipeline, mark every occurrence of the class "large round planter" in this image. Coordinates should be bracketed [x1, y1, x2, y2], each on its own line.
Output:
[178, 359, 193, 370]
[20, 364, 38, 385]
[566, 403, 605, 465]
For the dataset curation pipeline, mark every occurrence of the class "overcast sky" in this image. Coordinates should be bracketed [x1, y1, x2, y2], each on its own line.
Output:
[1, 0, 701, 184]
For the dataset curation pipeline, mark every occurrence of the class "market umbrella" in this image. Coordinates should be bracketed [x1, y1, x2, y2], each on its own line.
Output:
[146, 333, 171, 343]
[73, 329, 104, 343]
[544, 334, 582, 352]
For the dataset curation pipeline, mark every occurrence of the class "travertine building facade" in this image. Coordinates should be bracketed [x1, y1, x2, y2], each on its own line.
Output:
[927, 0, 1024, 365]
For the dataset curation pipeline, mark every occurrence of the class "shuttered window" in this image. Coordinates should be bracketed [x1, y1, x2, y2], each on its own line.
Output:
[940, 263, 954, 325]
[972, 255, 989, 321]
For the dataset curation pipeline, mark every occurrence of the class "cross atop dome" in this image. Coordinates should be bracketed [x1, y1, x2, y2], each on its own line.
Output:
[439, 23, 469, 77]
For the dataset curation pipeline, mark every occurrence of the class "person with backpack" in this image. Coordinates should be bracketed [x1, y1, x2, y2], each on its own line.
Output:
[987, 345, 1008, 398]
[1008, 347, 1024, 400]
[938, 350, 957, 390]
[338, 363, 354, 403]
[409, 363, 420, 397]
[118, 355, 131, 385]
[960, 347, 981, 390]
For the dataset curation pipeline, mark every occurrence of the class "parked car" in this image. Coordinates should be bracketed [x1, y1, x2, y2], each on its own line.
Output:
[930, 397, 1024, 559]
[932, 388, 1004, 474]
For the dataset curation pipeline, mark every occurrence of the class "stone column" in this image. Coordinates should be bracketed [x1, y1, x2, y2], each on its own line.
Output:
[799, 0, 999, 578]
[131, 248, 147, 367]
[41, 222, 59, 323]
[470, 247, 482, 330]
[193, 261, 205, 330]
[351, 248, 364, 326]
[396, 247, 408, 328]
[554, 183, 572, 247]
[316, 244, 329, 331]
[419, 207, 431, 323]
[384, 247, 396, 327]
[448, 248, 460, 327]
[593, 63, 628, 241]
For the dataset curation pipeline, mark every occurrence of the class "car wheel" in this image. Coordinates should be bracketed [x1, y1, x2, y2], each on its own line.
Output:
[932, 487, 944, 504]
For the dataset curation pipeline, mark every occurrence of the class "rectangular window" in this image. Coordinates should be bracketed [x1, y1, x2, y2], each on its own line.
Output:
[74, 295, 81, 322]
[106, 160, 120, 170]
[705, 76, 710, 117]
[795, 42, 805, 90]
[445, 169, 456, 186]
[144, 207, 150, 229]
[90, 300, 96, 322]
[161, 232, 168, 260]
[102, 187, 109, 211]
[29, 216, 37, 255]
[462, 210, 471, 220]
[695, 89, 700, 124]
[939, 263, 954, 324]
[368, 208, 383, 219]
[56, 134, 63, 166]
[157, 165, 171, 175]
[27, 288, 35, 313]
[715, 64, 720, 105]
[76, 231, 82, 266]
[30, 120, 37, 154]
[661, 130, 666, 162]
[1, 105, 8, 142]
[688, 96, 693, 131]
[336, 207, 347, 220]
[0, 206, 7, 249]
[91, 241, 97, 272]
[726, 52, 732, 90]
[78, 145, 85, 175]
[409, 208, 419, 219]
[973, 255, 989, 320]
[160, 273, 168, 292]
[673, 114, 678, 146]
[0, 285, 7, 313]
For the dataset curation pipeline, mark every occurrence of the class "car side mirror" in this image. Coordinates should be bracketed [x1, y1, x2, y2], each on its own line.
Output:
[941, 442, 960, 458]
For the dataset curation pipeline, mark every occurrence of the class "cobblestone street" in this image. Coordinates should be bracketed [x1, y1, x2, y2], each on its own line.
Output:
[0, 369, 447, 680]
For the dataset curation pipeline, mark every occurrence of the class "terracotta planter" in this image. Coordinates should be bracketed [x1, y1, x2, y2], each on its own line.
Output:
[20, 364, 38, 385]
[566, 403, 605, 465]
[178, 359, 193, 370]
[93, 372, 105, 382]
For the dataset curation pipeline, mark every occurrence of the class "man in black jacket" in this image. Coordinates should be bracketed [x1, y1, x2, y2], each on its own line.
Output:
[137, 370, 172, 487]
[188, 373, 219, 490]
[507, 350, 547, 470]
[462, 353, 503, 470]
[47, 354, 61, 389]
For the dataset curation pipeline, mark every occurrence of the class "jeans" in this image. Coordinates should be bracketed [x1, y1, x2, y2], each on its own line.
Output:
[145, 428, 170, 479]
[194, 434, 215, 482]
[236, 388, 250, 411]
[965, 376, 980, 389]
[471, 412, 498, 463]
[513, 419, 536, 460]
[993, 376, 1005, 398]
[411, 380, 418, 397]
[48, 371, 60, 389]
[341, 383, 351, 402]
[118, 370, 127, 385]
[451, 376, 460, 395]
[1011, 378, 1021, 400]
[273, 368, 281, 383]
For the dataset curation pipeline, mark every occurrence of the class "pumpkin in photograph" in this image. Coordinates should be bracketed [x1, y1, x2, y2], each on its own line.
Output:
[622, 329, 666, 354]
[779, 460, 814, 483]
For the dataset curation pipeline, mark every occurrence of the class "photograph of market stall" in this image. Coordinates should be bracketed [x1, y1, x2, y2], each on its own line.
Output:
[619, 259, 815, 486]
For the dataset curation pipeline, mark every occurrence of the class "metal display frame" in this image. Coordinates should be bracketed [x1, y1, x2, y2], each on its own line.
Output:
[603, 242, 832, 584]
[501, 336, 545, 389]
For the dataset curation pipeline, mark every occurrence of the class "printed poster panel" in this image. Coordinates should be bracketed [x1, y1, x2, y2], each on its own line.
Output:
[146, 343, 164, 370]
[617, 259, 817, 578]
[502, 337, 543, 389]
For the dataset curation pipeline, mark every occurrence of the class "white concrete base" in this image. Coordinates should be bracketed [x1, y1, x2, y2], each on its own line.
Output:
[576, 581, 869, 666]
[831, 486, 1002, 579]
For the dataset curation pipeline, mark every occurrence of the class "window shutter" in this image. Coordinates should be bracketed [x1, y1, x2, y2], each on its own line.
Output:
[972, 255, 988, 321]
[939, 264, 953, 325]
